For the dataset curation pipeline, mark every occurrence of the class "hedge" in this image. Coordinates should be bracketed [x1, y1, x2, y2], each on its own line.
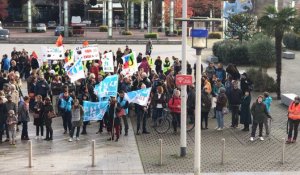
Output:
[246, 68, 277, 92]
[121, 31, 133, 35]
[283, 32, 300, 50]
[208, 32, 222, 39]
[99, 25, 108, 32]
[144, 33, 158, 39]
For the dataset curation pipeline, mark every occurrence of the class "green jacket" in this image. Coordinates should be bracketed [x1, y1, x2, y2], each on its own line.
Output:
[251, 102, 268, 123]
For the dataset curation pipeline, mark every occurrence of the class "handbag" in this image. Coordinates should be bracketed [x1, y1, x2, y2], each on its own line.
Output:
[222, 107, 229, 115]
[116, 108, 125, 118]
[48, 111, 57, 118]
[33, 112, 40, 119]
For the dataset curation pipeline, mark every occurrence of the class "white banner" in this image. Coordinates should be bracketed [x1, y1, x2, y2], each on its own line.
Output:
[67, 59, 86, 82]
[102, 52, 114, 72]
[41, 46, 64, 60]
[74, 45, 100, 61]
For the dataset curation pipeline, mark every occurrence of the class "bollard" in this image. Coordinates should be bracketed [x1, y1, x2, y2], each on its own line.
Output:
[28, 140, 32, 168]
[92, 140, 95, 167]
[282, 138, 285, 164]
[159, 139, 163, 166]
[221, 138, 225, 165]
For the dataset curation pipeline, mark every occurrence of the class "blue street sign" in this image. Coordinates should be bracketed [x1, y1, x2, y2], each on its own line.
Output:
[191, 29, 208, 38]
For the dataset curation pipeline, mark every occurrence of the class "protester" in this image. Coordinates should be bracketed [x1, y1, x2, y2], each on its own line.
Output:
[69, 99, 84, 142]
[43, 97, 54, 141]
[240, 90, 252, 131]
[229, 81, 243, 128]
[286, 96, 300, 144]
[18, 96, 30, 140]
[117, 91, 129, 136]
[6, 110, 18, 145]
[58, 90, 73, 134]
[33, 95, 44, 139]
[201, 89, 212, 130]
[263, 92, 272, 136]
[215, 88, 227, 131]
[168, 89, 181, 134]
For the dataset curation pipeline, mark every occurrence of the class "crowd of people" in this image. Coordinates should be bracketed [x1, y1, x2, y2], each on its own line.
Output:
[1, 44, 300, 146]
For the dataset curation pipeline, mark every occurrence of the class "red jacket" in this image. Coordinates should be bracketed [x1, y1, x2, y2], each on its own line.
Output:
[168, 96, 181, 113]
[90, 65, 99, 80]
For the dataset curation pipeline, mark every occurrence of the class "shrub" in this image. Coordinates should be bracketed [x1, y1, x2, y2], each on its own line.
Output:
[121, 31, 133, 35]
[246, 68, 277, 92]
[248, 33, 275, 68]
[283, 32, 300, 50]
[208, 32, 222, 39]
[212, 40, 250, 65]
[99, 25, 108, 32]
[144, 33, 158, 39]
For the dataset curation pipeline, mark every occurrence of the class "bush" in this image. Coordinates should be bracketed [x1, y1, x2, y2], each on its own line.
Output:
[246, 68, 277, 92]
[283, 32, 300, 50]
[99, 25, 108, 32]
[212, 40, 250, 65]
[144, 33, 158, 39]
[121, 31, 133, 35]
[208, 32, 222, 39]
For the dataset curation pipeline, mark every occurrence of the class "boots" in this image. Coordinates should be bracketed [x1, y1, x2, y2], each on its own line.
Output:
[286, 138, 292, 144]
[292, 138, 297, 143]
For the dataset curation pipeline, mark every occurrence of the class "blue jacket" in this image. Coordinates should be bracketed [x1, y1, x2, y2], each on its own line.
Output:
[1, 57, 10, 71]
[263, 96, 272, 113]
[59, 96, 73, 112]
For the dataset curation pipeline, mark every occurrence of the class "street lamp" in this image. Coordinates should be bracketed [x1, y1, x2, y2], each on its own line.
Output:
[191, 19, 208, 175]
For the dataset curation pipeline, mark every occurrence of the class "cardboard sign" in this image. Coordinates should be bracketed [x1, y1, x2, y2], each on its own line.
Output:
[74, 45, 100, 61]
[41, 46, 64, 60]
[176, 75, 193, 85]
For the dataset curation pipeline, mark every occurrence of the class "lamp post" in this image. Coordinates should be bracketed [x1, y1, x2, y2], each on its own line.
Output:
[64, 0, 69, 37]
[141, 0, 145, 32]
[191, 22, 208, 174]
[108, 0, 113, 38]
[27, 0, 32, 33]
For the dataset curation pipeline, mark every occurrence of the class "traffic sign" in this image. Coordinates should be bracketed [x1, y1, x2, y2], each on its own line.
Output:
[176, 75, 193, 85]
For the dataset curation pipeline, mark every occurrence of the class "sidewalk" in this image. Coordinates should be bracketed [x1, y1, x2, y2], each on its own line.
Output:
[0, 118, 144, 174]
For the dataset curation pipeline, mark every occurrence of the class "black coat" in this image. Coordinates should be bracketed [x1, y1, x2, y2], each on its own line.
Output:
[0, 103, 7, 124]
[240, 95, 252, 125]
[229, 88, 243, 105]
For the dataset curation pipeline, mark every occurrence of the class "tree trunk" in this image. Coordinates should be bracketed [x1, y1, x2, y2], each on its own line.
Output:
[275, 30, 283, 100]
[124, 13, 129, 31]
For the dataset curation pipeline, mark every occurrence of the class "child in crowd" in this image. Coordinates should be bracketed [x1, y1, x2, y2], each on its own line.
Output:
[6, 110, 18, 145]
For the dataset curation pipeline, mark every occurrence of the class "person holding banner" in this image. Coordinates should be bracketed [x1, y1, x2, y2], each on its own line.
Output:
[58, 90, 73, 134]
[106, 96, 121, 142]
[135, 84, 150, 135]
[117, 91, 129, 136]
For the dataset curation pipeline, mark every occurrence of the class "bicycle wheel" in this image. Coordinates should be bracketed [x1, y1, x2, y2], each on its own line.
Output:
[154, 117, 171, 134]
[186, 115, 195, 132]
[145, 116, 154, 132]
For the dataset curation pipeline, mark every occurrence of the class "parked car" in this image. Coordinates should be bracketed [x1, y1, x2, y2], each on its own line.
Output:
[54, 26, 64, 36]
[36, 23, 47, 32]
[47, 21, 57, 29]
[0, 29, 10, 40]
[0, 21, 2, 29]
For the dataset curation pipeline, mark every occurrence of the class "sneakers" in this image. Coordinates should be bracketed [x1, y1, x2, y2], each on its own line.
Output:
[76, 137, 80, 141]
[68, 138, 73, 142]
[215, 127, 219, 130]
[250, 137, 254, 141]
[217, 128, 223, 131]
[259, 137, 264, 141]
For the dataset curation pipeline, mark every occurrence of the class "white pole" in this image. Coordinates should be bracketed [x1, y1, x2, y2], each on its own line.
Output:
[147, 0, 152, 33]
[59, 0, 62, 26]
[92, 140, 95, 167]
[161, 0, 165, 32]
[282, 138, 285, 164]
[180, 0, 187, 158]
[28, 140, 32, 168]
[210, 9, 213, 32]
[221, 1, 225, 39]
[108, 0, 113, 38]
[103, 0, 107, 26]
[291, 0, 295, 8]
[64, 0, 69, 37]
[194, 50, 202, 175]
[130, 2, 134, 28]
[275, 0, 278, 11]
[159, 139, 163, 165]
[141, 0, 145, 32]
[170, 0, 174, 35]
[27, 0, 32, 33]
[221, 138, 225, 165]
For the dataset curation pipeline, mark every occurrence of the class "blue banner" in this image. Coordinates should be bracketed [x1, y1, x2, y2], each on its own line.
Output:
[94, 74, 119, 98]
[125, 88, 151, 106]
[83, 101, 109, 121]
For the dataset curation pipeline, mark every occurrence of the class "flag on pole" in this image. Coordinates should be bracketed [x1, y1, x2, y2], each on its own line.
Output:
[121, 52, 137, 76]
[94, 74, 119, 98]
[66, 59, 85, 82]
[56, 35, 63, 47]
[124, 88, 151, 106]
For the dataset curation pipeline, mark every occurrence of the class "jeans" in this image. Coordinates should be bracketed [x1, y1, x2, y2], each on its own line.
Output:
[263, 117, 270, 135]
[9, 129, 16, 142]
[136, 109, 147, 132]
[171, 112, 180, 132]
[36, 125, 44, 136]
[152, 108, 163, 122]
[62, 111, 72, 132]
[216, 110, 224, 128]
[0, 122, 4, 141]
[52, 95, 59, 114]
[288, 119, 300, 140]
[70, 126, 80, 138]
[251, 122, 263, 137]
[45, 125, 53, 139]
[201, 112, 209, 128]
[121, 115, 129, 134]
[231, 105, 240, 127]
[21, 121, 29, 139]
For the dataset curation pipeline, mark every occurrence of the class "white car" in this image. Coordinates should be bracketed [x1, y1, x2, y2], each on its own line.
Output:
[36, 23, 47, 32]
[0, 29, 10, 40]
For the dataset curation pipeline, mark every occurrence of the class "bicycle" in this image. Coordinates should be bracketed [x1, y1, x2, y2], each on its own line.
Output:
[146, 108, 171, 134]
